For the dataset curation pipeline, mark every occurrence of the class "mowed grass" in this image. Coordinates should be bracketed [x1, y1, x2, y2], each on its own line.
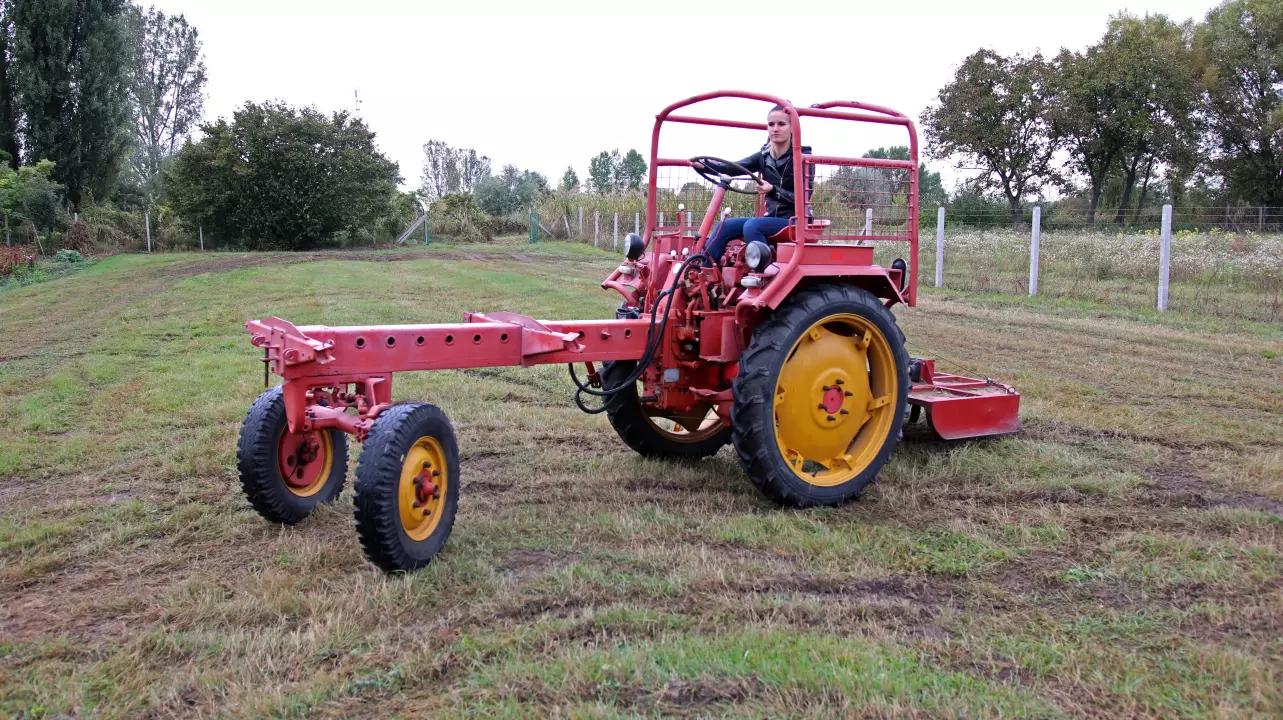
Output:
[1, 241, 1281, 718]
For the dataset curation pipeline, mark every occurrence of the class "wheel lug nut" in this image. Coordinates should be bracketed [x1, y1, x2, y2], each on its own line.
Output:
[432, 470, 440, 477]
[840, 409, 849, 415]
[835, 379, 845, 385]
[423, 462, 431, 468]
[816, 404, 826, 410]
[844, 391, 853, 397]
[827, 415, 836, 421]
[822, 385, 832, 391]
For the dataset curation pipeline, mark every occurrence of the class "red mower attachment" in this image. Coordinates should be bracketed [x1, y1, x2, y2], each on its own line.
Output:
[236, 90, 1022, 573]
[907, 359, 1021, 440]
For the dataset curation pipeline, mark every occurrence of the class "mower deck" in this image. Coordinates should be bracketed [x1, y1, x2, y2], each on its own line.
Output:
[907, 359, 1021, 440]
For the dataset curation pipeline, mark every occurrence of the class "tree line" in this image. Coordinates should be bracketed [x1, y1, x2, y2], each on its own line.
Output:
[924, 0, 1281, 228]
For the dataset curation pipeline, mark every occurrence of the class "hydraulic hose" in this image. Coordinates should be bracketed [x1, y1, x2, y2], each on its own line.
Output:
[569, 252, 710, 413]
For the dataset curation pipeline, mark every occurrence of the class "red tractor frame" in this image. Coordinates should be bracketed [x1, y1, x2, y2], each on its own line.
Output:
[238, 91, 1020, 573]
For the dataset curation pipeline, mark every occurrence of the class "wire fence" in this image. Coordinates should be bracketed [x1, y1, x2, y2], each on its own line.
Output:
[888, 205, 1283, 323]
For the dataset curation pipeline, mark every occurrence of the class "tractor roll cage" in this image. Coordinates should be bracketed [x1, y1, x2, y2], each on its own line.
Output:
[646, 90, 921, 306]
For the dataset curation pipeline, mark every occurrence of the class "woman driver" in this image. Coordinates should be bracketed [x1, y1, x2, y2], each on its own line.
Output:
[692, 104, 811, 263]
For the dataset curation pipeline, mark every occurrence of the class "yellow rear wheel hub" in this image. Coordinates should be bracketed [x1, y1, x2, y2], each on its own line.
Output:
[399, 436, 448, 541]
[773, 314, 897, 487]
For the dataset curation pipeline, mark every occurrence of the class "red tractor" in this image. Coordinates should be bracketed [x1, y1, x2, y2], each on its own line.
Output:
[238, 91, 1020, 573]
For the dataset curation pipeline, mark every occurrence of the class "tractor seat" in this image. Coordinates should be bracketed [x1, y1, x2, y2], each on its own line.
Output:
[767, 219, 831, 244]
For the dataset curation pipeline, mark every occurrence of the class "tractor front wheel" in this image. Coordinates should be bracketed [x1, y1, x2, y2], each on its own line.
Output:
[732, 284, 909, 507]
[353, 403, 460, 573]
[237, 386, 349, 524]
[602, 360, 731, 461]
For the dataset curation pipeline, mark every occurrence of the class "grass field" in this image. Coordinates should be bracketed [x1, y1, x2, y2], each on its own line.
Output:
[1, 241, 1281, 718]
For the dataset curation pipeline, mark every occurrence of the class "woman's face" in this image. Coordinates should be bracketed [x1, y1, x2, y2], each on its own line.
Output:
[767, 110, 791, 145]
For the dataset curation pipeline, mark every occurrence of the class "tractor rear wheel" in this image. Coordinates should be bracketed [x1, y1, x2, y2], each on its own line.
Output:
[236, 385, 349, 524]
[602, 360, 731, 461]
[353, 403, 460, 573]
[732, 284, 909, 507]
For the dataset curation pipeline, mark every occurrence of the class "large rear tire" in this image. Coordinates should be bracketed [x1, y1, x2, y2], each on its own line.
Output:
[731, 284, 909, 507]
[602, 360, 731, 461]
[237, 386, 349, 524]
[353, 403, 460, 573]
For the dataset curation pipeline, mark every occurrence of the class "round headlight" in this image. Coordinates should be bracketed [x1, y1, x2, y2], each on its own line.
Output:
[623, 233, 645, 260]
[744, 240, 772, 272]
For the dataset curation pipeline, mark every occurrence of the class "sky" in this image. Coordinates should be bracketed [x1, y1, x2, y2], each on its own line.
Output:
[149, 0, 1222, 193]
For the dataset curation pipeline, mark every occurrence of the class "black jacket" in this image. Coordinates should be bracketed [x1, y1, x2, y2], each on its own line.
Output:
[707, 144, 812, 218]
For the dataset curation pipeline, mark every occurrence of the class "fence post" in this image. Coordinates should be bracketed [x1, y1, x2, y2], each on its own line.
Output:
[594, 210, 599, 247]
[1028, 206, 1042, 296]
[613, 212, 619, 250]
[934, 206, 945, 288]
[563, 214, 570, 238]
[199, 226, 204, 251]
[635, 212, 639, 235]
[579, 207, 583, 237]
[145, 212, 152, 253]
[659, 212, 665, 227]
[4, 214, 8, 246]
[1158, 204, 1172, 311]
[1260, 206, 1264, 232]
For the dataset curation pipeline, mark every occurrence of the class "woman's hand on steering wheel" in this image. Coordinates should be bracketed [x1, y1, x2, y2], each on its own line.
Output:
[689, 156, 766, 195]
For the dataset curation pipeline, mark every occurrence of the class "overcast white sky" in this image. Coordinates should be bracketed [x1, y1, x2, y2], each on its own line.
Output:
[150, 0, 1221, 192]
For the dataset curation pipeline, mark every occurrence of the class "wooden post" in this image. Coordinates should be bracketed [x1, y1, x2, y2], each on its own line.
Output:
[1158, 204, 1172, 311]
[934, 206, 945, 288]
[578, 207, 583, 236]
[860, 208, 873, 246]
[1029, 206, 1041, 296]
[4, 214, 8, 246]
[613, 212, 619, 251]
[563, 214, 570, 238]
[659, 212, 665, 227]
[635, 212, 639, 235]
[199, 226, 204, 251]
[594, 210, 599, 247]
[1260, 206, 1264, 232]
[145, 212, 152, 253]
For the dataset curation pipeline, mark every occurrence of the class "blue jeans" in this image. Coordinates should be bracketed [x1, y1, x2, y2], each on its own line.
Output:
[705, 217, 792, 263]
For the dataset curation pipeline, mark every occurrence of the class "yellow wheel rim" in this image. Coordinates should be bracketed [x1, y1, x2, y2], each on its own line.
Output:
[773, 313, 898, 487]
[279, 429, 334, 498]
[399, 436, 448, 541]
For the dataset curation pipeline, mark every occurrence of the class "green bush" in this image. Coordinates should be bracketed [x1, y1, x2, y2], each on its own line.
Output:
[54, 249, 84, 264]
[429, 193, 492, 242]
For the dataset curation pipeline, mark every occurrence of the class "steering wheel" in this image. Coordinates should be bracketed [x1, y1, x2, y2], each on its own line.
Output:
[690, 156, 763, 195]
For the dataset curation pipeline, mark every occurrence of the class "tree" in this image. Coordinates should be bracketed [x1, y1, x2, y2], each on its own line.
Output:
[617, 149, 647, 190]
[11, 0, 135, 206]
[167, 101, 400, 250]
[922, 49, 1059, 228]
[1049, 13, 1202, 227]
[474, 164, 549, 216]
[0, 7, 20, 170]
[587, 150, 614, 192]
[863, 146, 949, 209]
[558, 165, 578, 191]
[1102, 14, 1201, 224]
[1194, 0, 1283, 206]
[420, 140, 490, 200]
[125, 5, 206, 206]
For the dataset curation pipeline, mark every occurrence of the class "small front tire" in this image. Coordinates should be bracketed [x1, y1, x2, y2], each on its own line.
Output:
[601, 360, 730, 461]
[236, 385, 349, 524]
[353, 403, 461, 573]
